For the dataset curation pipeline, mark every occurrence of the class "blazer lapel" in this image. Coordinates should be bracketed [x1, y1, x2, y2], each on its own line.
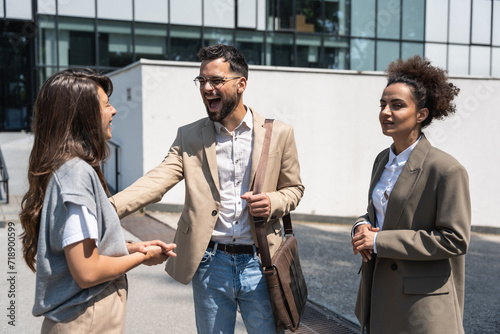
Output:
[368, 150, 389, 225]
[202, 119, 220, 193]
[383, 135, 431, 230]
[250, 108, 266, 191]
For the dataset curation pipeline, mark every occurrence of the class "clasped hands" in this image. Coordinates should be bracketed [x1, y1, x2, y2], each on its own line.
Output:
[125, 192, 270, 266]
[127, 240, 177, 266]
[352, 224, 379, 263]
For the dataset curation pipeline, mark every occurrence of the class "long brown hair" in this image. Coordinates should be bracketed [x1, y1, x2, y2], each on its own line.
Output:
[20, 68, 113, 272]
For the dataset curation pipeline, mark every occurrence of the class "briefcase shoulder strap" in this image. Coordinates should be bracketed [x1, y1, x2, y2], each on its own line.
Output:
[252, 119, 294, 269]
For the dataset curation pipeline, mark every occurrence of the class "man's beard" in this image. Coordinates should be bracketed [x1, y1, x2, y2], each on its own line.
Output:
[205, 92, 238, 123]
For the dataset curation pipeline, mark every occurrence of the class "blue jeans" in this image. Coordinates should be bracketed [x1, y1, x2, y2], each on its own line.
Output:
[191, 245, 279, 334]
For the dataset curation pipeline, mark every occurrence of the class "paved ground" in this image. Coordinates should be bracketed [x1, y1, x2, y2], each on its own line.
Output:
[1, 132, 499, 333]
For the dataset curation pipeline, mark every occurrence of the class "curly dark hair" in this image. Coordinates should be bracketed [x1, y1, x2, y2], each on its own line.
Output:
[386, 55, 460, 128]
[197, 44, 249, 79]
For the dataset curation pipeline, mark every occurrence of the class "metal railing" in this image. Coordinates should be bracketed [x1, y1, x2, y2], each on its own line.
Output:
[0, 147, 9, 204]
[103, 140, 120, 195]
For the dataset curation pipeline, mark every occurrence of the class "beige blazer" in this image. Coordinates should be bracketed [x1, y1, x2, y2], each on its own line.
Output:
[354, 135, 471, 334]
[111, 109, 304, 284]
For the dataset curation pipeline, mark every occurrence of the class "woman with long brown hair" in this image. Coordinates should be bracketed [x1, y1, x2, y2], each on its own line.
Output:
[20, 68, 176, 333]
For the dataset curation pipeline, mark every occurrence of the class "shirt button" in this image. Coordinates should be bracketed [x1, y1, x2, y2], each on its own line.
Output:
[391, 263, 398, 271]
[235, 221, 238, 224]
[211, 210, 217, 216]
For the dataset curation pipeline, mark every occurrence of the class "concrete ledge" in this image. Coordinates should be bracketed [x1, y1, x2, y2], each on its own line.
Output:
[145, 202, 500, 235]
[471, 225, 500, 235]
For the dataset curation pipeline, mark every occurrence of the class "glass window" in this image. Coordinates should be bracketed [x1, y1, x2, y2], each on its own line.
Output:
[276, 1, 293, 30]
[0, 0, 4, 16]
[0, 70, 30, 130]
[135, 22, 167, 60]
[492, 47, 500, 77]
[38, 67, 58, 87]
[324, 36, 349, 69]
[377, 0, 400, 40]
[425, 43, 447, 70]
[470, 46, 490, 77]
[296, 0, 323, 33]
[170, 0, 202, 26]
[203, 28, 233, 47]
[257, 0, 266, 31]
[170, 25, 201, 62]
[38, 15, 57, 66]
[57, 17, 96, 67]
[1, 21, 33, 131]
[336, 0, 348, 36]
[204, 0, 235, 29]
[425, 0, 448, 43]
[98, 20, 133, 68]
[135, 0, 168, 23]
[472, 0, 492, 45]
[351, 0, 376, 38]
[97, 0, 132, 21]
[402, 0, 424, 41]
[350, 38, 375, 71]
[58, 1, 94, 18]
[401, 42, 423, 60]
[376, 40, 399, 71]
[494, 3, 500, 46]
[236, 30, 263, 65]
[238, 0, 257, 29]
[266, 32, 293, 66]
[296, 33, 322, 68]
[447, 45, 469, 76]
[449, 1, 471, 44]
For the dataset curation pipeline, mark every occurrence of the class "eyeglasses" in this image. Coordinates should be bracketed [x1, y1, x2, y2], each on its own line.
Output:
[193, 76, 241, 89]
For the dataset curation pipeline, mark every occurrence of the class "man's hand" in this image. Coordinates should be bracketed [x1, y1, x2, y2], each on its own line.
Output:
[351, 224, 379, 262]
[241, 192, 271, 218]
[127, 240, 177, 259]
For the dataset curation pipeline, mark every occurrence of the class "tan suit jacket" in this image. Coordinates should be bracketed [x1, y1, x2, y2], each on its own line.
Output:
[111, 109, 304, 284]
[354, 135, 471, 334]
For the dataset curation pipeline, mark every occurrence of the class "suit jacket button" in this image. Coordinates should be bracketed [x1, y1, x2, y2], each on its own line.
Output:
[211, 210, 217, 216]
[391, 263, 398, 271]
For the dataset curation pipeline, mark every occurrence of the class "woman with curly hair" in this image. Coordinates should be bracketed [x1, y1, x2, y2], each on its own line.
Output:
[20, 69, 176, 333]
[351, 56, 471, 333]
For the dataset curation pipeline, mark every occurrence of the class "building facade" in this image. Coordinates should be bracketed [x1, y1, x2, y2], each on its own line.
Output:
[1, 0, 499, 130]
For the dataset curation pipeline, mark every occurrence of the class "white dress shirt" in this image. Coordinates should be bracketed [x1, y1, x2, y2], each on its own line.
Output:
[211, 108, 254, 245]
[355, 137, 421, 253]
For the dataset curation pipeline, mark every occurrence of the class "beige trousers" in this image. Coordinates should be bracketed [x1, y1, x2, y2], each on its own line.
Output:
[41, 275, 128, 334]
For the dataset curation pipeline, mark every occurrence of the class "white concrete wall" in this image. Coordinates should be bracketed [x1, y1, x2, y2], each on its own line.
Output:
[3, 0, 32, 19]
[107, 64, 144, 193]
[109, 60, 500, 228]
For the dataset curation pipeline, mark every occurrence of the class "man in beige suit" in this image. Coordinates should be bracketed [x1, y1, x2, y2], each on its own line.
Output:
[111, 44, 304, 333]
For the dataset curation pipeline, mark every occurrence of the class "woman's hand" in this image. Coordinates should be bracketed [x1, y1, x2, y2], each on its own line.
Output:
[352, 224, 379, 262]
[65, 239, 177, 289]
[127, 240, 177, 266]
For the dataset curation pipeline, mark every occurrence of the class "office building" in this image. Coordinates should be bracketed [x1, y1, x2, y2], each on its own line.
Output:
[1, 0, 499, 130]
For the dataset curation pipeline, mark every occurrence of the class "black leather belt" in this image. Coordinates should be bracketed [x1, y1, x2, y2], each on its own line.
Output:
[208, 240, 256, 254]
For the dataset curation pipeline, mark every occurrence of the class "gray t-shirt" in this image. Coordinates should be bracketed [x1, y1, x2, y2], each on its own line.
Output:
[33, 158, 128, 322]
